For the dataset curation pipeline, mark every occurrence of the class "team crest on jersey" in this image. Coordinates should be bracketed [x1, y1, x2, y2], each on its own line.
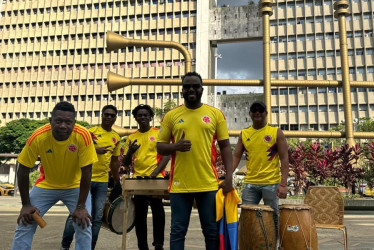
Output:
[112, 137, 116, 143]
[149, 136, 155, 142]
[202, 116, 211, 124]
[68, 144, 78, 152]
[264, 135, 272, 143]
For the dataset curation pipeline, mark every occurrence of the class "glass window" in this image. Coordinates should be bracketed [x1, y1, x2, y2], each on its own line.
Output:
[319, 105, 327, 112]
[289, 88, 297, 94]
[329, 105, 337, 112]
[308, 88, 317, 94]
[280, 89, 288, 95]
[299, 106, 307, 112]
[309, 105, 317, 112]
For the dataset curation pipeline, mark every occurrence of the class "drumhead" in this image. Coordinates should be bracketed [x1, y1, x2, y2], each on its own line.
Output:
[279, 204, 311, 210]
[240, 204, 274, 212]
[108, 196, 135, 234]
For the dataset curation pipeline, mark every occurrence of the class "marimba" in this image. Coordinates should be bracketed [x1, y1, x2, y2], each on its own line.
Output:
[121, 178, 169, 250]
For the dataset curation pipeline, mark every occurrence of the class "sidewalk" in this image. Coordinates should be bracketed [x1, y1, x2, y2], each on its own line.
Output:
[1, 196, 374, 249]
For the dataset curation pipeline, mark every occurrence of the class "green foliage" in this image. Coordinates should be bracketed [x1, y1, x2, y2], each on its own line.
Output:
[356, 117, 374, 132]
[76, 120, 91, 129]
[0, 119, 92, 154]
[0, 119, 49, 153]
[29, 169, 40, 188]
[153, 99, 177, 120]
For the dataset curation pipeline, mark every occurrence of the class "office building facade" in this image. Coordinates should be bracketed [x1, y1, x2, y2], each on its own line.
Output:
[0, 0, 206, 128]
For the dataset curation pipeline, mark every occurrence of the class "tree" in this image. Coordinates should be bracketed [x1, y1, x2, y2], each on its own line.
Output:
[153, 99, 177, 121]
[0, 119, 91, 154]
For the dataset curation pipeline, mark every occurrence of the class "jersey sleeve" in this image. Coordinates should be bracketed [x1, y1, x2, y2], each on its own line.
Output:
[123, 135, 131, 155]
[157, 113, 172, 143]
[216, 109, 229, 141]
[112, 134, 122, 157]
[17, 139, 39, 168]
[78, 130, 98, 168]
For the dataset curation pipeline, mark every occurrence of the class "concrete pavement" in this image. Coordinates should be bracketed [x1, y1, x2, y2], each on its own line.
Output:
[1, 195, 374, 249]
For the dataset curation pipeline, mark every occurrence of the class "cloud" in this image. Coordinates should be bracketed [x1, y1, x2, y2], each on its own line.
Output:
[216, 41, 263, 94]
[214, 1, 263, 94]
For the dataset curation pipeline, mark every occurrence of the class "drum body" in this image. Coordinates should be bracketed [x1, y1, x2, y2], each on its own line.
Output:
[102, 196, 135, 234]
[279, 204, 318, 250]
[239, 204, 276, 250]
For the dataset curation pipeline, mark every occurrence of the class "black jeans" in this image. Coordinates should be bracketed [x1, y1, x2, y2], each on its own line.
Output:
[134, 195, 165, 250]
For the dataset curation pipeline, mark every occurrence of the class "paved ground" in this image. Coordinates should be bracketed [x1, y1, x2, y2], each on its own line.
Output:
[1, 195, 374, 250]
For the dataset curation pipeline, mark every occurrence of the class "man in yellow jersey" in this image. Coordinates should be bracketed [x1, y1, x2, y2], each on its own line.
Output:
[232, 100, 289, 241]
[12, 102, 97, 250]
[123, 104, 170, 250]
[157, 72, 233, 250]
[61, 105, 121, 250]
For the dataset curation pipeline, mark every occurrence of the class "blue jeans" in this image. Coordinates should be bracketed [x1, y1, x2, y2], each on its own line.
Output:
[241, 183, 279, 239]
[62, 182, 108, 249]
[12, 186, 92, 250]
[170, 191, 217, 250]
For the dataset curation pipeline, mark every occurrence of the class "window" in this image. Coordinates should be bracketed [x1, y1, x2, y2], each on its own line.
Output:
[309, 105, 317, 112]
[280, 89, 287, 95]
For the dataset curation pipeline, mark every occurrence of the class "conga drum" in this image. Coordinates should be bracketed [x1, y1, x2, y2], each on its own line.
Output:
[102, 196, 135, 234]
[239, 204, 277, 250]
[279, 204, 318, 250]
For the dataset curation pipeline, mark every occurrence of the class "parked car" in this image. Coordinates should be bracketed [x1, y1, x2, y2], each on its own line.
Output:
[0, 184, 14, 196]
[358, 183, 374, 197]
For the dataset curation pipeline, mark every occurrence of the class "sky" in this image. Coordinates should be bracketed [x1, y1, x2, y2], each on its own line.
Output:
[215, 0, 263, 94]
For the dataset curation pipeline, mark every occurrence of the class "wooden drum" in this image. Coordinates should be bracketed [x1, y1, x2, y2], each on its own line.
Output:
[279, 204, 318, 250]
[239, 204, 277, 250]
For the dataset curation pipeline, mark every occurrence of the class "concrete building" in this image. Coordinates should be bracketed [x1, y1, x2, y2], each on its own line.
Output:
[1, 0, 374, 131]
[210, 0, 374, 132]
[0, 0, 206, 128]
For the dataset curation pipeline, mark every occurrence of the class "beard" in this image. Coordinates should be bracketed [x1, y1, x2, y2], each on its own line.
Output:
[183, 91, 203, 107]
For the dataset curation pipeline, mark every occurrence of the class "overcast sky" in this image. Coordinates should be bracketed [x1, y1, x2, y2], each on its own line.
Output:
[215, 0, 263, 94]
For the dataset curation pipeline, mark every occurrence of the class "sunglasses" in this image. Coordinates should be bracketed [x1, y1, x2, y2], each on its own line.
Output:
[182, 84, 201, 90]
[250, 107, 266, 113]
[103, 113, 116, 118]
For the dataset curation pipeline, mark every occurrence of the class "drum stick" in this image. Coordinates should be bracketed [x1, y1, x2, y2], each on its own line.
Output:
[32, 211, 46, 228]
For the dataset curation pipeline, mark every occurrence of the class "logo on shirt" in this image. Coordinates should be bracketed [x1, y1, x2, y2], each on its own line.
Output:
[202, 116, 211, 124]
[149, 136, 155, 142]
[68, 144, 78, 152]
[287, 225, 299, 232]
[264, 135, 272, 143]
[46, 149, 53, 153]
[246, 138, 250, 142]
[177, 119, 184, 123]
[112, 137, 116, 143]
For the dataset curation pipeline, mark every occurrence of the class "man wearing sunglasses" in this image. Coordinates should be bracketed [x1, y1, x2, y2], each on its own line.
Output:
[61, 105, 122, 250]
[157, 72, 233, 249]
[232, 100, 289, 243]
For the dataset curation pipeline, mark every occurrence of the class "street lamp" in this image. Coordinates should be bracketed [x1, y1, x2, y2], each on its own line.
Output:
[214, 52, 222, 107]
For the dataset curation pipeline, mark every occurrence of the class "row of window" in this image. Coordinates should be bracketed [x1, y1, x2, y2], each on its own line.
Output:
[271, 12, 374, 26]
[0, 60, 188, 74]
[0, 92, 181, 104]
[276, 0, 370, 9]
[0, 27, 196, 46]
[270, 30, 373, 43]
[0, 109, 134, 120]
[1, 0, 195, 16]
[271, 87, 374, 95]
[271, 48, 374, 60]
[279, 124, 337, 131]
[271, 66, 374, 77]
[0, 10, 197, 32]
[272, 103, 374, 113]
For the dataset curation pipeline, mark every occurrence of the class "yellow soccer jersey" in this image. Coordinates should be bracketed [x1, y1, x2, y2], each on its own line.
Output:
[89, 126, 121, 182]
[158, 104, 229, 193]
[242, 124, 281, 185]
[17, 124, 98, 189]
[124, 127, 164, 178]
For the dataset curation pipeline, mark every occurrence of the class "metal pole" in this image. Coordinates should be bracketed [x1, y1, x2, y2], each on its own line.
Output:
[259, 0, 273, 124]
[334, 0, 355, 146]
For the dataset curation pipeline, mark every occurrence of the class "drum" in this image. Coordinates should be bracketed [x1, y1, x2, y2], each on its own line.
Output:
[239, 204, 277, 250]
[102, 196, 135, 234]
[279, 204, 318, 250]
